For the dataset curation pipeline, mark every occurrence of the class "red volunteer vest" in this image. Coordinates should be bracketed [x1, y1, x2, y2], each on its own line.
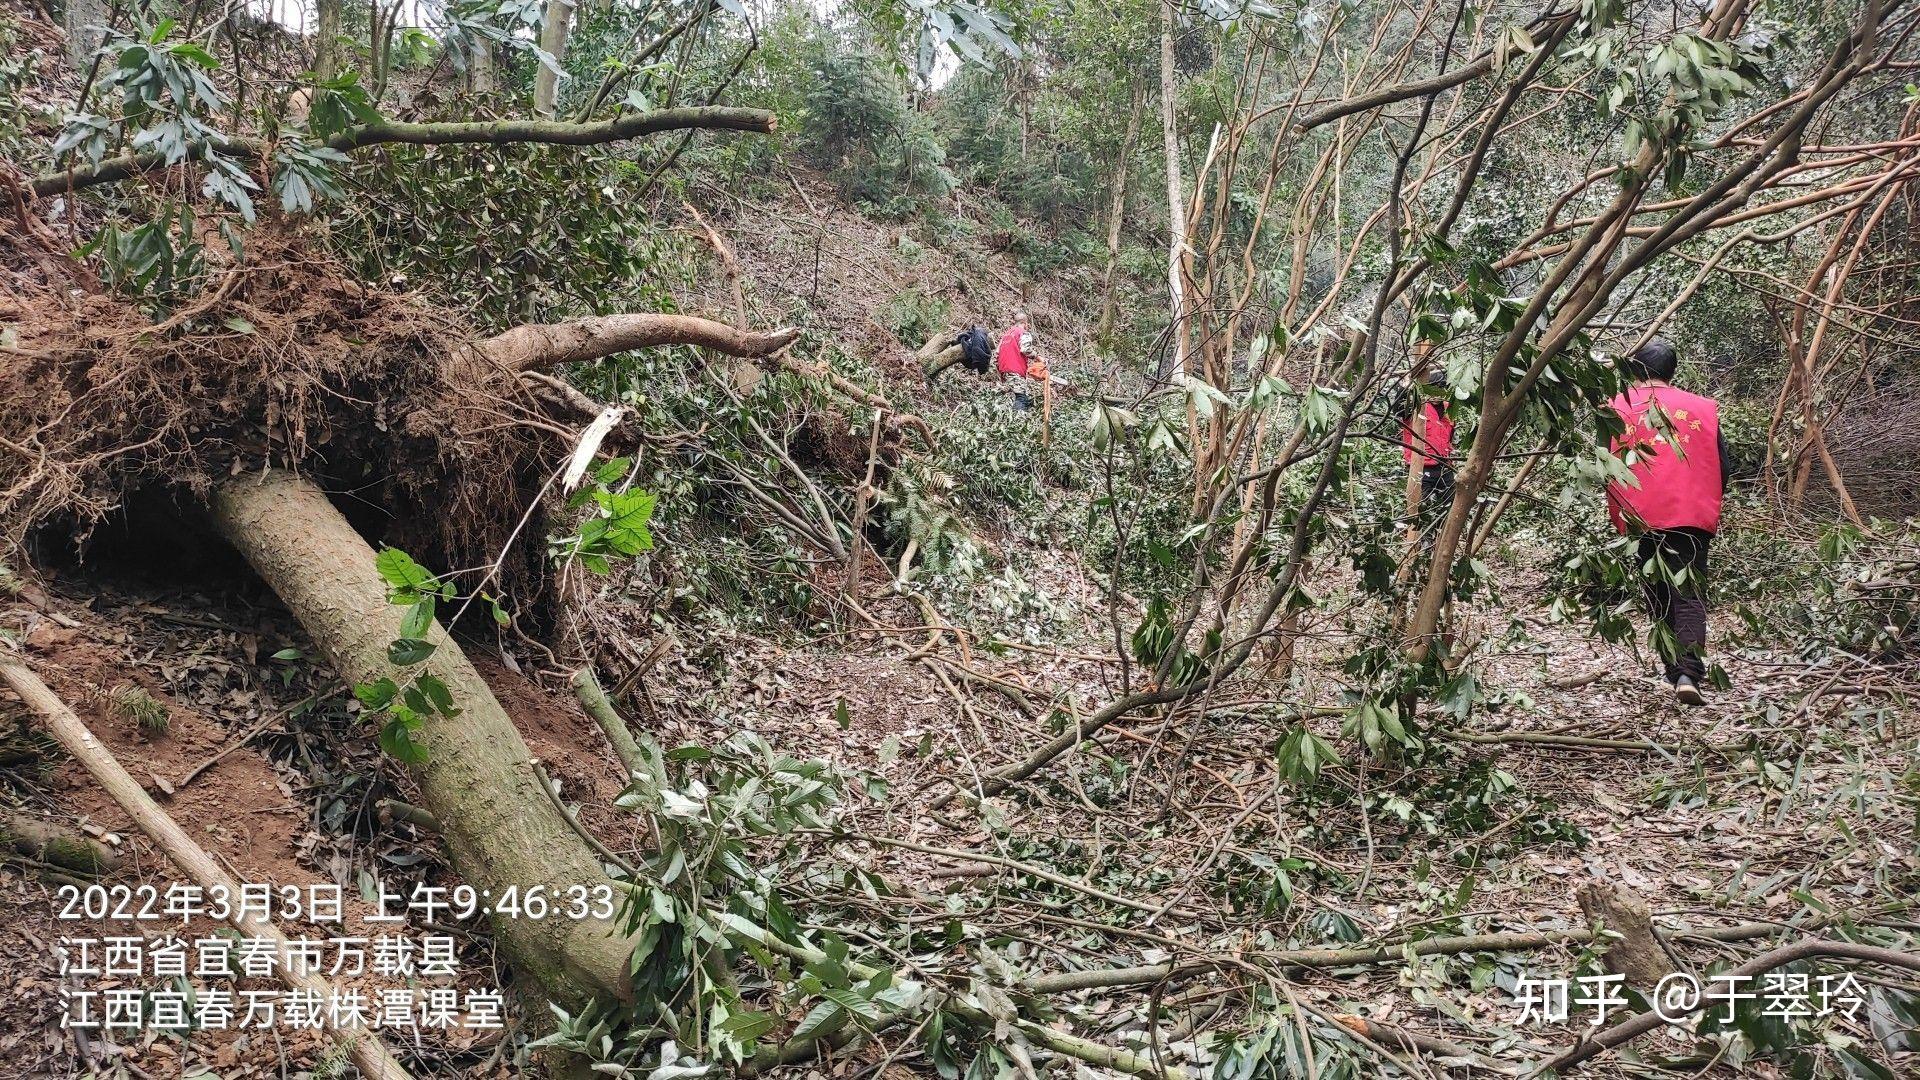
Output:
[1606, 385, 1723, 535]
[1402, 402, 1453, 466]
[996, 325, 1030, 377]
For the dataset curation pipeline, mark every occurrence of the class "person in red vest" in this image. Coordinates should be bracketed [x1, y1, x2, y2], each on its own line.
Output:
[996, 312, 1040, 411]
[1606, 338, 1729, 706]
[1401, 371, 1456, 511]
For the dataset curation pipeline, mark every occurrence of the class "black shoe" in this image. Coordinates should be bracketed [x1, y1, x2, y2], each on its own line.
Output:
[1673, 675, 1705, 707]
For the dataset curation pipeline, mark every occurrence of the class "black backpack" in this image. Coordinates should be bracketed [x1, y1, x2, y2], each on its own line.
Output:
[956, 326, 993, 374]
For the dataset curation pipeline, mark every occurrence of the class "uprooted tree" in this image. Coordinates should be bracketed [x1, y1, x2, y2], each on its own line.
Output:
[4, 83, 804, 1013]
[7, 0, 1920, 1075]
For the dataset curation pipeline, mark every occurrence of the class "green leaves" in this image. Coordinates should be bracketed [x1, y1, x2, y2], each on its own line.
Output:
[1275, 724, 1343, 787]
[375, 547, 443, 602]
[557, 478, 661, 575]
[595, 489, 658, 556]
[357, 548, 468, 764]
[305, 70, 381, 140]
[355, 678, 399, 710]
[387, 637, 437, 666]
[1343, 699, 1417, 756]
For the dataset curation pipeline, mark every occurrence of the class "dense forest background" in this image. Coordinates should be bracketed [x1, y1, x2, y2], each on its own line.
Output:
[0, 0, 1918, 1077]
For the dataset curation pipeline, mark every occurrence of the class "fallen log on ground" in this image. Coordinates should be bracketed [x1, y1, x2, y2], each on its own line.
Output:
[0, 805, 119, 877]
[0, 658, 414, 1080]
[1538, 937, 1920, 1074]
[1020, 905, 1897, 994]
[209, 468, 636, 1007]
[475, 313, 800, 370]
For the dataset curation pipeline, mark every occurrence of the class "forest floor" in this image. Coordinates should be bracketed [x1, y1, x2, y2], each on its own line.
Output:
[3, 471, 1911, 1076]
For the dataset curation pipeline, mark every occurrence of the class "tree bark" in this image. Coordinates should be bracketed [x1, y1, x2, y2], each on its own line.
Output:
[33, 106, 776, 197]
[533, 0, 577, 118]
[1097, 79, 1145, 345]
[476, 313, 800, 371]
[0, 659, 414, 1080]
[1577, 879, 1678, 990]
[1159, 0, 1190, 378]
[62, 0, 107, 68]
[921, 344, 964, 379]
[571, 667, 644, 776]
[470, 41, 497, 95]
[207, 470, 636, 1007]
[314, 0, 343, 81]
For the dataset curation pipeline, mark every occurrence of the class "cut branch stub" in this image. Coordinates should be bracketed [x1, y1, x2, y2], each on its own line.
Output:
[208, 468, 635, 1006]
[1577, 879, 1678, 991]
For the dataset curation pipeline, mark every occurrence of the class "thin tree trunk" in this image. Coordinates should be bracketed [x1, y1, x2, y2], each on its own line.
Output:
[314, 0, 343, 81]
[533, 0, 577, 117]
[208, 469, 636, 1007]
[471, 41, 496, 95]
[1097, 79, 1145, 345]
[63, 0, 107, 68]
[1159, 0, 1189, 379]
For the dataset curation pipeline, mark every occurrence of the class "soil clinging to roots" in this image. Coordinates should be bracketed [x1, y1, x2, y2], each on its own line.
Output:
[0, 231, 566, 627]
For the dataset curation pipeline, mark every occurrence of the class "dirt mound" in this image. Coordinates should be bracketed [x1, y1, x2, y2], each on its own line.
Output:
[0, 230, 564, 628]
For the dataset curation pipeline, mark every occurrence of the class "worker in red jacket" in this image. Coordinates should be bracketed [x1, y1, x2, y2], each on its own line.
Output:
[1401, 371, 1456, 511]
[997, 312, 1040, 411]
[1606, 338, 1729, 706]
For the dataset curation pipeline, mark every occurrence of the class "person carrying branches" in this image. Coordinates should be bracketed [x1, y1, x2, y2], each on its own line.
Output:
[1606, 339, 1731, 707]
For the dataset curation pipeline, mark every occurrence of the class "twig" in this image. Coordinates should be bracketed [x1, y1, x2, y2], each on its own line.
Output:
[530, 761, 637, 878]
[173, 691, 328, 791]
[805, 829, 1171, 916]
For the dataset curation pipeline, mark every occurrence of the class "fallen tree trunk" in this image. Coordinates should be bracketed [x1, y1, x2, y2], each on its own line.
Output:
[0, 806, 119, 877]
[922, 344, 965, 379]
[477, 313, 801, 371]
[0, 659, 414, 1080]
[209, 469, 635, 1006]
[1540, 937, 1920, 1073]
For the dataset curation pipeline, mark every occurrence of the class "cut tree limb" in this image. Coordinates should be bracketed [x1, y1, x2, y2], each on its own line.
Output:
[1022, 907, 1892, 994]
[0, 658, 415, 1080]
[1536, 938, 1920, 1074]
[0, 806, 119, 876]
[571, 667, 645, 776]
[209, 469, 635, 1007]
[476, 313, 801, 371]
[31, 106, 776, 197]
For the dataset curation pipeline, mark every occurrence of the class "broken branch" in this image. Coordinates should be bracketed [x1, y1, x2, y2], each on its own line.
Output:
[32, 106, 776, 198]
[0, 658, 415, 1080]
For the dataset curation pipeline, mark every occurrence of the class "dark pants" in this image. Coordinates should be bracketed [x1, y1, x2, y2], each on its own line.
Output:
[1638, 527, 1711, 682]
[1420, 464, 1454, 514]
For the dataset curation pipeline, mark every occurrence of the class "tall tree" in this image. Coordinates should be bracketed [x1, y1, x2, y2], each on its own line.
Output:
[1097, 77, 1145, 345]
[534, 0, 577, 116]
